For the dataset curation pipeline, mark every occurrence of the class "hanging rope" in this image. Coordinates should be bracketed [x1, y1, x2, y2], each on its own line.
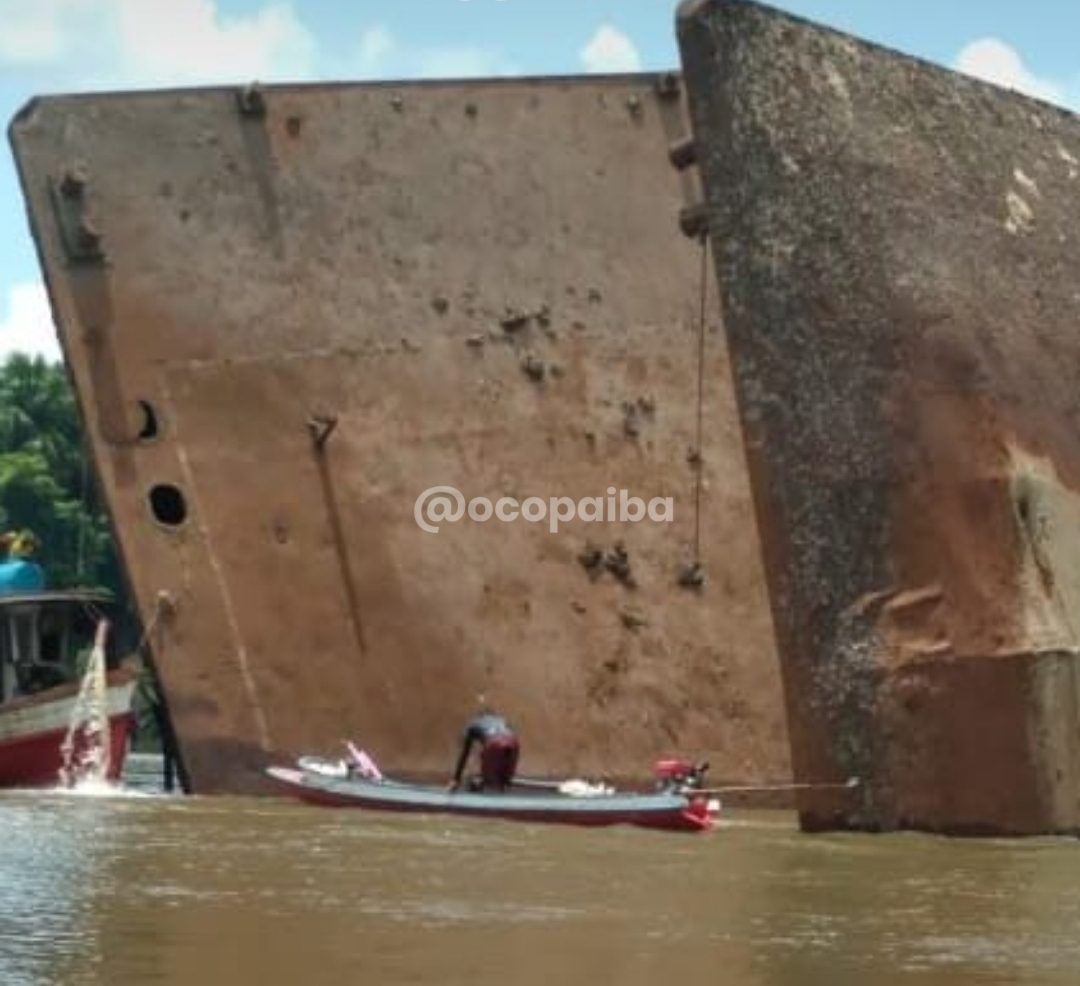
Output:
[692, 232, 709, 565]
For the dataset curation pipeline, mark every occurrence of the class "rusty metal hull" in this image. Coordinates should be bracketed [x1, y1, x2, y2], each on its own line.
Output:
[8, 75, 788, 794]
[676, 0, 1080, 834]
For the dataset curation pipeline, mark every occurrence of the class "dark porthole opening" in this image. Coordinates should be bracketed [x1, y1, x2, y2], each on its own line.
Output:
[149, 484, 188, 528]
[137, 400, 160, 442]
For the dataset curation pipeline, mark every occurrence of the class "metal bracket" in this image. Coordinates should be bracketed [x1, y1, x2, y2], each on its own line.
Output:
[307, 414, 338, 449]
[48, 164, 104, 265]
[668, 136, 697, 171]
[677, 562, 705, 590]
[655, 72, 682, 101]
[679, 202, 709, 240]
[237, 83, 267, 118]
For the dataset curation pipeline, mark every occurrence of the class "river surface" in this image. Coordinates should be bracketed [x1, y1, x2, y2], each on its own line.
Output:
[2, 757, 1080, 986]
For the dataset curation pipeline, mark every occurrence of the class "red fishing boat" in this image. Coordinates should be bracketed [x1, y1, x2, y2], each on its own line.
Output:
[0, 588, 139, 788]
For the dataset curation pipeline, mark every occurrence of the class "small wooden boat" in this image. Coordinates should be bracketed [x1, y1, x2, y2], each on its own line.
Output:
[265, 755, 720, 833]
[0, 588, 139, 788]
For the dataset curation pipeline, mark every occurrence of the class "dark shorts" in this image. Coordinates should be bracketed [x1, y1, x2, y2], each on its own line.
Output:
[479, 736, 519, 790]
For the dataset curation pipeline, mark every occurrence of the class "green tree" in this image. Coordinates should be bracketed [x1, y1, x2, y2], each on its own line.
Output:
[0, 353, 124, 597]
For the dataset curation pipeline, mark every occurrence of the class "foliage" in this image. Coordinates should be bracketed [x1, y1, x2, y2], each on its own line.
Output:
[0, 353, 124, 597]
[0, 353, 163, 749]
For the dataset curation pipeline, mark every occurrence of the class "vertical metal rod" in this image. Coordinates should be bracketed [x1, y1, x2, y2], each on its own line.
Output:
[309, 416, 366, 655]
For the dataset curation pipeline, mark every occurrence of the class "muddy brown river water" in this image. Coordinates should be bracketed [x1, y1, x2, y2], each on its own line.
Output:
[2, 761, 1080, 986]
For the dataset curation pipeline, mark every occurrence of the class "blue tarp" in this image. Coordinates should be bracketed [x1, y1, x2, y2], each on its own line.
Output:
[0, 560, 46, 595]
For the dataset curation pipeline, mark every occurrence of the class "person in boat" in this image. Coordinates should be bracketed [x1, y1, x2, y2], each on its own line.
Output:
[447, 699, 520, 793]
[1, 529, 39, 559]
[0, 529, 45, 596]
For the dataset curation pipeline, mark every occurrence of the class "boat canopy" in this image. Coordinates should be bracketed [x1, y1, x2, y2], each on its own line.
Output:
[0, 589, 115, 703]
[0, 589, 115, 610]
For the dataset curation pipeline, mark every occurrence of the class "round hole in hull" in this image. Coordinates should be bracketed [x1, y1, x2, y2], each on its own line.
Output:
[137, 400, 160, 441]
[149, 484, 187, 527]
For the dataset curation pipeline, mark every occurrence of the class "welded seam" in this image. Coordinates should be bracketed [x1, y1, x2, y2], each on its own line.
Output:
[161, 377, 273, 752]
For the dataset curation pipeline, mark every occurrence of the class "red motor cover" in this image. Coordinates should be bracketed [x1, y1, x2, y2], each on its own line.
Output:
[653, 758, 694, 779]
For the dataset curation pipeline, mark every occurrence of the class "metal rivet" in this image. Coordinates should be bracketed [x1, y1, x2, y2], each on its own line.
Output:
[655, 72, 682, 100]
[668, 136, 697, 171]
[679, 203, 709, 240]
[237, 83, 266, 118]
[60, 165, 88, 198]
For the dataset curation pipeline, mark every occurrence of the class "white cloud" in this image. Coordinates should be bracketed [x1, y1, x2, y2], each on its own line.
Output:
[112, 0, 318, 85]
[954, 38, 1066, 107]
[0, 2, 517, 86]
[354, 24, 516, 80]
[0, 0, 319, 86]
[580, 25, 641, 74]
[357, 25, 395, 74]
[0, 282, 62, 364]
[0, 0, 78, 64]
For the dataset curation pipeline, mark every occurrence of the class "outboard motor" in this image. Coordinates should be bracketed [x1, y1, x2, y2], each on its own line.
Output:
[653, 758, 709, 794]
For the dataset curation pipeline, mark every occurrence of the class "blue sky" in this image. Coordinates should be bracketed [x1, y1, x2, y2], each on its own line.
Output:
[1, 0, 1077, 361]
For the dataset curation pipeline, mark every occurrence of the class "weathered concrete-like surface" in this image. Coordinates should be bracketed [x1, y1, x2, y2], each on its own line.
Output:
[677, 0, 1080, 834]
[8, 75, 789, 794]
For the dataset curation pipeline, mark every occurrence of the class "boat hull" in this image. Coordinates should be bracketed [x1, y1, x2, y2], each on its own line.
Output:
[266, 766, 716, 832]
[0, 670, 138, 788]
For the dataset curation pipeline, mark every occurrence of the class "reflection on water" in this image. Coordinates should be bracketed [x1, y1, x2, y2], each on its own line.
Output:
[1, 759, 1080, 986]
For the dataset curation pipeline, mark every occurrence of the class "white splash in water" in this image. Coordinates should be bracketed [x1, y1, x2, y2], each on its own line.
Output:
[58, 619, 113, 791]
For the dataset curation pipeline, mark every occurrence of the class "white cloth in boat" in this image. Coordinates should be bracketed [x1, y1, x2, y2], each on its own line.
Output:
[557, 779, 615, 798]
